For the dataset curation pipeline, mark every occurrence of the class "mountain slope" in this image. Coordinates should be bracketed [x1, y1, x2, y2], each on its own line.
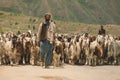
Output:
[0, 11, 120, 36]
[0, 0, 120, 24]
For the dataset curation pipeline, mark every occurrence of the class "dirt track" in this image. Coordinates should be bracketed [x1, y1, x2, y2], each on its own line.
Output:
[0, 64, 120, 80]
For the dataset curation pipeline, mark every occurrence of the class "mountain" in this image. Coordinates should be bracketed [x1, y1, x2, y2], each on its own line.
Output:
[0, 0, 120, 24]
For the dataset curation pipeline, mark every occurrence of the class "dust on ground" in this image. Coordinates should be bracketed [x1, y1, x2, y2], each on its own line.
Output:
[0, 64, 120, 80]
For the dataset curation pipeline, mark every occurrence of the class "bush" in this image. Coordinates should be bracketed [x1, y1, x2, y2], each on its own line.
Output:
[15, 22, 19, 25]
[0, 12, 4, 15]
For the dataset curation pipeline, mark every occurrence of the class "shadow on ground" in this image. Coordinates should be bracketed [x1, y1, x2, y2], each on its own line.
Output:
[40, 76, 71, 80]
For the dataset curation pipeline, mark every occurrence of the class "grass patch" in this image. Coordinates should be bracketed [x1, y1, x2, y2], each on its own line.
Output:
[0, 11, 120, 36]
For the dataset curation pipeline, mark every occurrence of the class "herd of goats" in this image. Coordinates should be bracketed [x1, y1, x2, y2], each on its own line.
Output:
[0, 31, 120, 67]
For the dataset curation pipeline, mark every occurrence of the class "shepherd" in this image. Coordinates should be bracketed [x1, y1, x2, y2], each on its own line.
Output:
[37, 13, 56, 68]
[98, 25, 106, 35]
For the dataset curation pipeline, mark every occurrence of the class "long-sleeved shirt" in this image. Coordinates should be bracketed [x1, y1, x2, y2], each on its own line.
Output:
[37, 21, 56, 43]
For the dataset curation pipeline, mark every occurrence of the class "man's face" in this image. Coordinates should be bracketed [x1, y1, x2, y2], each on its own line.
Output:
[101, 26, 103, 29]
[45, 15, 51, 21]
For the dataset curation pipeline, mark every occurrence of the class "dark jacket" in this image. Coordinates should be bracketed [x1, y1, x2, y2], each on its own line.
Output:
[98, 29, 106, 35]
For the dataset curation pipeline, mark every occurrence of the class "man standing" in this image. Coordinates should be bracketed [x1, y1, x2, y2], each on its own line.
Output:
[98, 25, 106, 35]
[37, 13, 56, 68]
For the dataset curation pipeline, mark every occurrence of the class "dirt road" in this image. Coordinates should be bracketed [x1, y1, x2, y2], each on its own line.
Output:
[0, 64, 120, 80]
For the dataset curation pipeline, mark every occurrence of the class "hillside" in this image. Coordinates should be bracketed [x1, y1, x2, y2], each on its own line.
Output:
[0, 11, 120, 36]
[0, 0, 120, 24]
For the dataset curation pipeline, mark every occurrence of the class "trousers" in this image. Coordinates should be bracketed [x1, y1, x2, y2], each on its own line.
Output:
[40, 40, 53, 67]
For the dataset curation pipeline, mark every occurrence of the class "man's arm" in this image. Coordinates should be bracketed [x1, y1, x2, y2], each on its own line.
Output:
[49, 21, 56, 43]
[98, 30, 101, 35]
[37, 23, 42, 43]
[104, 29, 106, 34]
[53, 22, 56, 33]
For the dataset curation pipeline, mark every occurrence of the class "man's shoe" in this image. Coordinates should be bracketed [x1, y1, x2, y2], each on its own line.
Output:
[44, 66, 50, 69]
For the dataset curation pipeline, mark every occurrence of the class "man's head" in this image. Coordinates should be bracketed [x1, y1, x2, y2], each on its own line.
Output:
[44, 13, 51, 21]
[101, 25, 104, 29]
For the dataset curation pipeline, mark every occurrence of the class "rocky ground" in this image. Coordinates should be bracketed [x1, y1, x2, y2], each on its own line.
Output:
[0, 64, 120, 80]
